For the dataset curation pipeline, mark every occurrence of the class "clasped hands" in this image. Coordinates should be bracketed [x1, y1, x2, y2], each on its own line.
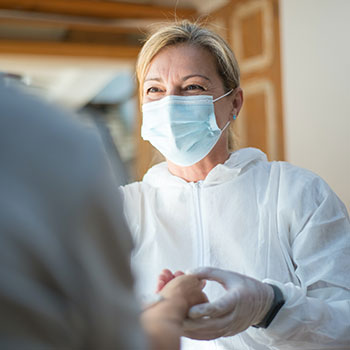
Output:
[157, 267, 274, 340]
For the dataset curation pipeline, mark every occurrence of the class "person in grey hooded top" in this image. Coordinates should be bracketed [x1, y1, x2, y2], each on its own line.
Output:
[0, 76, 207, 350]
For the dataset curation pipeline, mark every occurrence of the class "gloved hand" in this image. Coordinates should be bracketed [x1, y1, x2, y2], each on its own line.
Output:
[183, 267, 274, 340]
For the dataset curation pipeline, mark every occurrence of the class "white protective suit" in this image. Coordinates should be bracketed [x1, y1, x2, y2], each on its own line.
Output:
[122, 148, 350, 350]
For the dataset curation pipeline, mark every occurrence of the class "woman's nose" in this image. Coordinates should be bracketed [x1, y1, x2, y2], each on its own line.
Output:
[166, 86, 182, 96]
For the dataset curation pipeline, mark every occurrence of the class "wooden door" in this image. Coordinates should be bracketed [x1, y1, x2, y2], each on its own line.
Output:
[210, 0, 284, 160]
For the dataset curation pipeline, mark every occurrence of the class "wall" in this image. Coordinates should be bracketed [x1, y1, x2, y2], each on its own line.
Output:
[280, 0, 350, 211]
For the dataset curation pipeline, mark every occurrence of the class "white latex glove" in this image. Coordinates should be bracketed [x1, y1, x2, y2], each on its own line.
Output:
[183, 267, 274, 340]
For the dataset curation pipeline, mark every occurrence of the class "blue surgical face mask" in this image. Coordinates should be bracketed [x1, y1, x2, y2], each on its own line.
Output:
[141, 89, 233, 166]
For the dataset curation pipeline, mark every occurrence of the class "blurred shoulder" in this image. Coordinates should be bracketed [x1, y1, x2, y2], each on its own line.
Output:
[121, 180, 153, 203]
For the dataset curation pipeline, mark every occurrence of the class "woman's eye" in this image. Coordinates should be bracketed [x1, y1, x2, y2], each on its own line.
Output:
[147, 87, 161, 93]
[185, 84, 205, 91]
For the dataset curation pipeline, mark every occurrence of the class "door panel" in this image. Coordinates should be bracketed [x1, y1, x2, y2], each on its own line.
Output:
[212, 0, 284, 161]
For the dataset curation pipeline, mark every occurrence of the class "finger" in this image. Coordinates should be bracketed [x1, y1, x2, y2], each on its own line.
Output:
[186, 267, 235, 288]
[183, 325, 233, 341]
[188, 292, 238, 318]
[184, 314, 233, 333]
[183, 313, 234, 339]
[183, 328, 230, 341]
[188, 302, 216, 319]
[183, 329, 222, 341]
[161, 269, 174, 280]
[158, 269, 176, 286]
[155, 279, 166, 293]
[174, 270, 185, 277]
[183, 270, 206, 288]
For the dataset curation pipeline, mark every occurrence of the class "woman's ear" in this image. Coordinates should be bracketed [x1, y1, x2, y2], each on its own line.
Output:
[231, 87, 243, 118]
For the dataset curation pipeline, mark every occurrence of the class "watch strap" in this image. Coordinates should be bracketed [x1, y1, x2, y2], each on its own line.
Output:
[253, 284, 285, 329]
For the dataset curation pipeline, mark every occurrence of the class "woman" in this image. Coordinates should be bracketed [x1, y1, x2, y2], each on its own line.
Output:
[121, 21, 350, 349]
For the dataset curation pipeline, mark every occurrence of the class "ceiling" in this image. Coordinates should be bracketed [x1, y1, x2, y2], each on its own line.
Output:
[0, 0, 229, 108]
[110, 0, 229, 13]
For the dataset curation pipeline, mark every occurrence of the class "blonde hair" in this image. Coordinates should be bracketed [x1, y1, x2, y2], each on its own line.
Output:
[136, 20, 241, 151]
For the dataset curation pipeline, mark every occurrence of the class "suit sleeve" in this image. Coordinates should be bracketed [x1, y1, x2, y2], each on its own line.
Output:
[254, 166, 350, 349]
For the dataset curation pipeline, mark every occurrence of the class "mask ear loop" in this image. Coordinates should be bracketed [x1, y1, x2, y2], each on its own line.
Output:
[213, 89, 233, 103]
[221, 119, 231, 132]
[220, 113, 237, 132]
[214, 90, 236, 131]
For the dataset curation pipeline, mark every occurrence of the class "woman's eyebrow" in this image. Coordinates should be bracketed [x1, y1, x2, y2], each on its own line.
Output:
[183, 74, 210, 81]
[144, 74, 211, 82]
[144, 77, 162, 82]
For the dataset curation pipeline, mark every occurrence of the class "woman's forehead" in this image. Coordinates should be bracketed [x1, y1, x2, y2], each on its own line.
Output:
[145, 44, 218, 81]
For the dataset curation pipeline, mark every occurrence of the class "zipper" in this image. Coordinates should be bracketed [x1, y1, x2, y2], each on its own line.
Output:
[191, 181, 205, 267]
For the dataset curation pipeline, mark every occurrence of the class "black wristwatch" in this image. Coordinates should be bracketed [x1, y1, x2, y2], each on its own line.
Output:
[253, 284, 285, 329]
